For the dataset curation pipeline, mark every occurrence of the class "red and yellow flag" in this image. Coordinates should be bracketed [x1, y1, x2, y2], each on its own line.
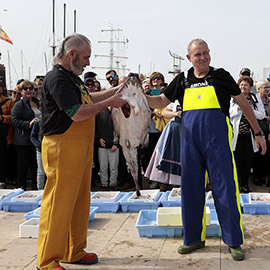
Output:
[0, 27, 13, 45]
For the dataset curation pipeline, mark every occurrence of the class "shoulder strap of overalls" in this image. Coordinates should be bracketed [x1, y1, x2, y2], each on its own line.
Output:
[58, 67, 88, 95]
[181, 70, 190, 89]
[181, 67, 218, 90]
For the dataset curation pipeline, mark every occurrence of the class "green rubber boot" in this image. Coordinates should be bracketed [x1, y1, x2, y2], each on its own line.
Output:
[178, 241, 205, 254]
[229, 246, 245, 261]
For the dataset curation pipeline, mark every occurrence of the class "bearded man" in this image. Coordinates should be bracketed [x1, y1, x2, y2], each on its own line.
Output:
[37, 34, 126, 270]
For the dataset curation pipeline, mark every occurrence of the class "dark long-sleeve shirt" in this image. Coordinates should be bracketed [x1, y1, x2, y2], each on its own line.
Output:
[95, 108, 117, 149]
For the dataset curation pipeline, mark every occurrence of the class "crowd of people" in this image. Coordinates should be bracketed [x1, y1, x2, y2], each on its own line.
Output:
[0, 66, 269, 194]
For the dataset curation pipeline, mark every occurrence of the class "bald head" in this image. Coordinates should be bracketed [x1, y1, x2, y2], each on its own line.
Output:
[187, 38, 209, 56]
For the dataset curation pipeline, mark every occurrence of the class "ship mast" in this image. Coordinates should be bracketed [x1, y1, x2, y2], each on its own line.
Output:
[92, 25, 129, 77]
[51, 0, 56, 57]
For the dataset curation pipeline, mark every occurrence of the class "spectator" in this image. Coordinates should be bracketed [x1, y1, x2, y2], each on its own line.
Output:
[11, 80, 39, 190]
[84, 77, 96, 93]
[142, 79, 150, 93]
[138, 73, 145, 83]
[106, 70, 119, 87]
[94, 80, 101, 92]
[34, 76, 44, 101]
[230, 76, 266, 192]
[96, 107, 119, 190]
[84, 71, 97, 81]
[12, 85, 22, 102]
[252, 80, 270, 186]
[30, 115, 46, 190]
[0, 80, 14, 188]
[239, 67, 257, 93]
[145, 100, 182, 191]
[143, 72, 165, 182]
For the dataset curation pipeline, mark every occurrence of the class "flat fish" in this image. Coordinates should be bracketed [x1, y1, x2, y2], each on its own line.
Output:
[111, 75, 151, 196]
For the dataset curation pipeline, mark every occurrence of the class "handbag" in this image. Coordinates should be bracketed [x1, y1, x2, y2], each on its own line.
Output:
[257, 118, 269, 137]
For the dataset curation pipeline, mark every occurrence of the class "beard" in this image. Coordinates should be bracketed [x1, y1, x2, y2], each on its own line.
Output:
[70, 54, 83, 76]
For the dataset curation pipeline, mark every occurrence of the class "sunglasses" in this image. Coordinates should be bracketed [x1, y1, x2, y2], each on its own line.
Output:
[22, 86, 34, 91]
[241, 72, 250, 76]
[13, 91, 22, 95]
[107, 74, 116, 81]
[152, 77, 162, 81]
[86, 83, 95, 87]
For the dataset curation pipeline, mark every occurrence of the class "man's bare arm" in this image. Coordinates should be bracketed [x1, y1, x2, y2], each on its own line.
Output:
[90, 86, 119, 103]
[71, 93, 126, 122]
[147, 93, 171, 109]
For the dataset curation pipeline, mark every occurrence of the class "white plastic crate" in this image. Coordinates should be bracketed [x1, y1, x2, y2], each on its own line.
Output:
[249, 193, 270, 204]
[19, 218, 39, 238]
[205, 207, 211, 226]
[11, 190, 43, 202]
[157, 206, 210, 227]
[128, 189, 160, 202]
[33, 207, 41, 216]
[206, 191, 214, 201]
[157, 207, 182, 226]
[168, 188, 181, 201]
[91, 191, 121, 203]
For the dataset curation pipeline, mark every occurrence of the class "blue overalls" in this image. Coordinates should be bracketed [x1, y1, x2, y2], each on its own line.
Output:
[180, 81, 244, 247]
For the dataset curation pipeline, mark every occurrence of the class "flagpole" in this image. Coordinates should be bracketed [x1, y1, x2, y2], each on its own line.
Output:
[7, 50, 11, 90]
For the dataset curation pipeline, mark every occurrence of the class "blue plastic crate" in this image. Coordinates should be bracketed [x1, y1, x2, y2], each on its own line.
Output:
[24, 207, 40, 220]
[135, 210, 183, 238]
[24, 206, 99, 222]
[89, 207, 99, 222]
[205, 191, 215, 210]
[135, 208, 221, 238]
[160, 191, 181, 207]
[120, 192, 162, 212]
[11, 190, 43, 202]
[2, 198, 40, 212]
[0, 189, 24, 210]
[90, 192, 126, 213]
[240, 194, 270, 215]
[161, 191, 213, 209]
[91, 191, 122, 203]
[206, 209, 221, 237]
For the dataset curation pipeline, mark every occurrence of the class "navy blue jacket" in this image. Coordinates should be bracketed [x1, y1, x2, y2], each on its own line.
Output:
[11, 98, 35, 146]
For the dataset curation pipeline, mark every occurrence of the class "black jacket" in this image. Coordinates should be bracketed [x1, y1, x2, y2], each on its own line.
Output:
[11, 98, 35, 146]
[95, 108, 118, 149]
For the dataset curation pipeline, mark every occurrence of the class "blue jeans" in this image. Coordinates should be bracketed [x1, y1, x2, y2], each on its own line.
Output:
[98, 148, 119, 187]
[36, 150, 46, 190]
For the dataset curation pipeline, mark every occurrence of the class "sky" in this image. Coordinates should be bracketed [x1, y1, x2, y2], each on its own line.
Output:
[1, 0, 270, 89]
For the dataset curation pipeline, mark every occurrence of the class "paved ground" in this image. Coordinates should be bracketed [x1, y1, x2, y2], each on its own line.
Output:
[1, 210, 270, 270]
[0, 181, 269, 270]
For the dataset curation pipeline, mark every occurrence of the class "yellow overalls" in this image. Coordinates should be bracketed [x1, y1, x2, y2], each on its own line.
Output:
[37, 94, 94, 270]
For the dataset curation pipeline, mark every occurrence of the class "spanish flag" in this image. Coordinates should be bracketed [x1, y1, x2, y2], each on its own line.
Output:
[0, 27, 13, 45]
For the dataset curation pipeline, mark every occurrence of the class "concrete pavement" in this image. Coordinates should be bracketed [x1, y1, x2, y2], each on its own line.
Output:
[1, 208, 270, 270]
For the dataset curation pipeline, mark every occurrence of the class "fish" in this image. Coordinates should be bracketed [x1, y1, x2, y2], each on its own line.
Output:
[111, 74, 151, 196]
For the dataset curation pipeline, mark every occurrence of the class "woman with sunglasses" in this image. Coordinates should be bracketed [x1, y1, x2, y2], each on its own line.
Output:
[143, 72, 167, 185]
[11, 80, 39, 190]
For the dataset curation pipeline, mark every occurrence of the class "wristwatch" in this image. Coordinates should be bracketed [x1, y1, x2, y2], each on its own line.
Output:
[254, 130, 264, 136]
